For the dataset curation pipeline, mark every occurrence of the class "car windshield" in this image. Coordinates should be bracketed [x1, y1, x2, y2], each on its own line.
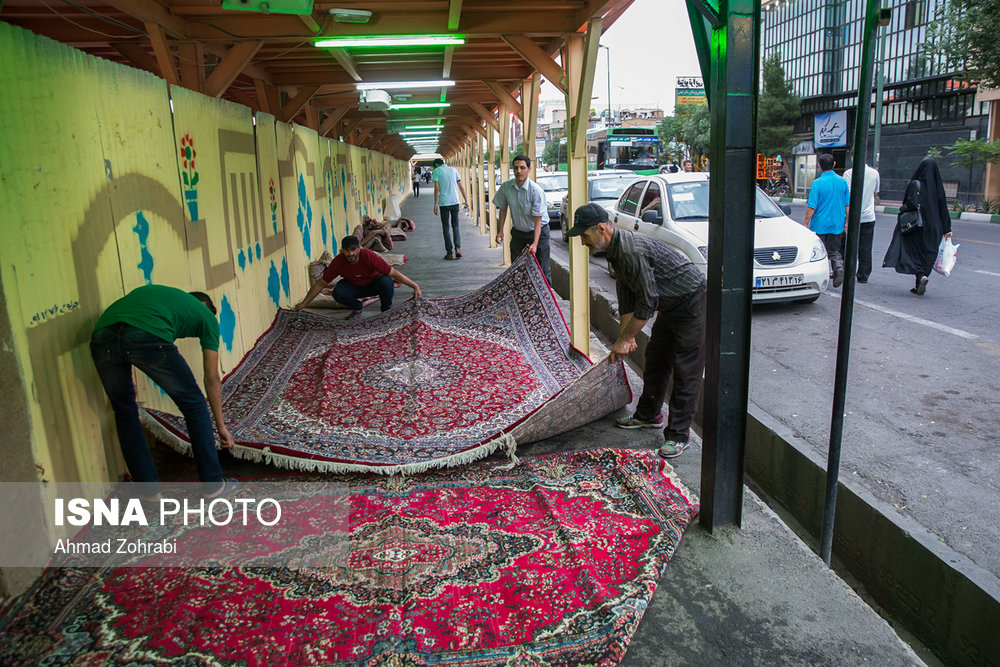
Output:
[590, 178, 635, 200]
[665, 180, 787, 219]
[536, 175, 568, 191]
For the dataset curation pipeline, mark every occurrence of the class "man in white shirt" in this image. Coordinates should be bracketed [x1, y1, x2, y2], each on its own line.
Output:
[493, 154, 552, 284]
[843, 153, 881, 283]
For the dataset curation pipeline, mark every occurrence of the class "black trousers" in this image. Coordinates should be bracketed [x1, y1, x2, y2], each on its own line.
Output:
[820, 232, 846, 274]
[633, 284, 707, 443]
[509, 225, 552, 285]
[853, 222, 875, 280]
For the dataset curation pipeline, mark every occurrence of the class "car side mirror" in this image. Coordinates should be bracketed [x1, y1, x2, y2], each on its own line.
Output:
[641, 209, 662, 225]
[779, 204, 792, 216]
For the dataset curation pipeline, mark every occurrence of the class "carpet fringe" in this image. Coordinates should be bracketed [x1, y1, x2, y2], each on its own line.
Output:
[140, 410, 519, 477]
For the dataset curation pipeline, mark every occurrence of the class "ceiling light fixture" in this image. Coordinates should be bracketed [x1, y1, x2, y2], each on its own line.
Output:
[315, 35, 466, 48]
[390, 102, 451, 110]
[356, 80, 454, 91]
[404, 124, 443, 129]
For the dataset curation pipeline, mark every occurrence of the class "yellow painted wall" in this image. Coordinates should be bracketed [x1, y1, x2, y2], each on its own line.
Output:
[0, 22, 408, 485]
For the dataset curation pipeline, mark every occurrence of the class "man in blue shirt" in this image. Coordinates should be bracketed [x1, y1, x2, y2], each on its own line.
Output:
[805, 153, 851, 287]
[432, 158, 469, 260]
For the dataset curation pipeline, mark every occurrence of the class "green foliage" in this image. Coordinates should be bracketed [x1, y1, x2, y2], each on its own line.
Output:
[541, 138, 566, 167]
[654, 104, 710, 162]
[923, 0, 1000, 89]
[926, 146, 943, 160]
[496, 141, 526, 168]
[757, 52, 801, 159]
[980, 199, 1000, 214]
[945, 138, 1000, 169]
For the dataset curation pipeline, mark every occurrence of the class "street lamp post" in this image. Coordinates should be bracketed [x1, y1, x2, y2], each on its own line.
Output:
[599, 44, 612, 126]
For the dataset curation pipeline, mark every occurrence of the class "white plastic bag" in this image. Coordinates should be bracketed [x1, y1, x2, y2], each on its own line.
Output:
[933, 237, 958, 277]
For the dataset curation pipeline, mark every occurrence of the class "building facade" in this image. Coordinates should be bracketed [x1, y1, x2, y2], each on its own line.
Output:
[763, 0, 991, 202]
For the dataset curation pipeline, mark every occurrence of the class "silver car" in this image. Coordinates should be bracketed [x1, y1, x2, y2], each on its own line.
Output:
[558, 172, 641, 241]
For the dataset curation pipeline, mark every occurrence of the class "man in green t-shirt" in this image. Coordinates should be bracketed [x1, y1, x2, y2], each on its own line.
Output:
[90, 285, 236, 498]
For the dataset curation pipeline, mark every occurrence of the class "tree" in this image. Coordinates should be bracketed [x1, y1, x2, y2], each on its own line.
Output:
[656, 115, 685, 163]
[923, 0, 1000, 89]
[677, 103, 711, 159]
[757, 52, 801, 159]
[541, 138, 566, 167]
[945, 138, 1000, 170]
[495, 140, 525, 168]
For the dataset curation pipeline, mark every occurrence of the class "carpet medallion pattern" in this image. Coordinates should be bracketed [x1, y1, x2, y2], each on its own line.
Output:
[0, 449, 698, 665]
[143, 253, 631, 474]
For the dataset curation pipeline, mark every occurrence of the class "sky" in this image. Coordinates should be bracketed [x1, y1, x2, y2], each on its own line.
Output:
[538, 0, 702, 120]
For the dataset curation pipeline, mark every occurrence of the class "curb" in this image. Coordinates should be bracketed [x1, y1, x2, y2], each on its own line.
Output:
[547, 252, 1000, 665]
[778, 198, 1000, 223]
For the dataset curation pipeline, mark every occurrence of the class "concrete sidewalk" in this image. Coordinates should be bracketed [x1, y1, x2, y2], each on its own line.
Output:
[171, 193, 929, 665]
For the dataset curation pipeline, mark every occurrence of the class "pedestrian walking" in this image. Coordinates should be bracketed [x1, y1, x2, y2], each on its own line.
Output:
[842, 153, 880, 283]
[804, 153, 850, 287]
[883, 157, 953, 295]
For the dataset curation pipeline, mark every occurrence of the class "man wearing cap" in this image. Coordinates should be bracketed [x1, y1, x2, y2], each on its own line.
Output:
[493, 154, 552, 284]
[566, 203, 707, 458]
[294, 235, 421, 314]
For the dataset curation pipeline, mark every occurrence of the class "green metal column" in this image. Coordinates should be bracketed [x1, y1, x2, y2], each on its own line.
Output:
[687, 0, 760, 531]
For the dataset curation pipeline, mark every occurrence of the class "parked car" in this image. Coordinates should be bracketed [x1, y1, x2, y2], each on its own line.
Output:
[536, 171, 569, 226]
[558, 172, 641, 241]
[610, 173, 829, 303]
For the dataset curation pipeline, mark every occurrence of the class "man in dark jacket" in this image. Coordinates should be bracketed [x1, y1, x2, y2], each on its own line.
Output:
[566, 203, 707, 458]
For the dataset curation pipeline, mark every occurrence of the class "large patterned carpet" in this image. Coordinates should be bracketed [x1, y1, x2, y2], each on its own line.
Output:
[143, 252, 631, 474]
[0, 449, 699, 665]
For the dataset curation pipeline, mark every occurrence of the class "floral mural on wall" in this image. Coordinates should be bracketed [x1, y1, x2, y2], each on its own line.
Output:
[180, 133, 199, 221]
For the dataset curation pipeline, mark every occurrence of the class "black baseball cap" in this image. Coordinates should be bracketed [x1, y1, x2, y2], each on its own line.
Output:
[565, 203, 609, 237]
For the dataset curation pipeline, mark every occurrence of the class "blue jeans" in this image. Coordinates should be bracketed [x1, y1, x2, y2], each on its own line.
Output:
[439, 204, 461, 254]
[90, 323, 224, 491]
[332, 274, 394, 311]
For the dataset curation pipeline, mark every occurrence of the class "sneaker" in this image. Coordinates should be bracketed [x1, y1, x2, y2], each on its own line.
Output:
[658, 440, 690, 459]
[202, 477, 241, 500]
[615, 414, 664, 429]
[832, 267, 844, 288]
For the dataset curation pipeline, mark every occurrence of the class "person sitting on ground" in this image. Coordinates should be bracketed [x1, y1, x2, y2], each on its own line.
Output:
[90, 285, 237, 500]
[294, 235, 421, 314]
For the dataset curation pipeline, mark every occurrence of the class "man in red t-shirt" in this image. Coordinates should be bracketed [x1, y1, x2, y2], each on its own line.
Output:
[293, 235, 421, 313]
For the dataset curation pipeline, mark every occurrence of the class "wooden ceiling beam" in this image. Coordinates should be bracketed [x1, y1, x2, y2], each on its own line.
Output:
[104, 0, 189, 39]
[203, 40, 263, 98]
[448, 0, 464, 31]
[469, 102, 500, 130]
[279, 84, 322, 122]
[177, 41, 204, 92]
[501, 34, 567, 95]
[111, 41, 158, 74]
[320, 107, 350, 136]
[329, 48, 363, 83]
[483, 80, 522, 117]
[145, 22, 179, 85]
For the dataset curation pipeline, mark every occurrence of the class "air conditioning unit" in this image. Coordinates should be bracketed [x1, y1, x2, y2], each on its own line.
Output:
[359, 89, 391, 111]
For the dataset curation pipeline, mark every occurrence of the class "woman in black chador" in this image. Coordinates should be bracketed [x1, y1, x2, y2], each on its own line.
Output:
[882, 157, 953, 295]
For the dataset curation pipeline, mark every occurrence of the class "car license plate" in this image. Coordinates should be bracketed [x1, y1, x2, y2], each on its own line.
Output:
[755, 274, 804, 288]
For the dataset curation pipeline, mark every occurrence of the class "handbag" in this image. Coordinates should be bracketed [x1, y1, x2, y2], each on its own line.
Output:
[898, 181, 923, 235]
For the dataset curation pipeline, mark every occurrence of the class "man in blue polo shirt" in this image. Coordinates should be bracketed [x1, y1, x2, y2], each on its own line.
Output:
[804, 153, 851, 287]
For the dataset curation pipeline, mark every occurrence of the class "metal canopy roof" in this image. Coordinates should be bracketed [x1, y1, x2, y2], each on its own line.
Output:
[2, 0, 634, 159]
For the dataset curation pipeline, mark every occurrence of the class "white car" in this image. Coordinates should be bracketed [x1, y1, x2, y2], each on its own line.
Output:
[535, 172, 568, 226]
[558, 171, 641, 241]
[611, 173, 829, 303]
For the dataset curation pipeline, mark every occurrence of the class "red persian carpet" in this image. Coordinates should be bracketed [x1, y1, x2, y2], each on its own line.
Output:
[142, 252, 631, 474]
[0, 448, 699, 665]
